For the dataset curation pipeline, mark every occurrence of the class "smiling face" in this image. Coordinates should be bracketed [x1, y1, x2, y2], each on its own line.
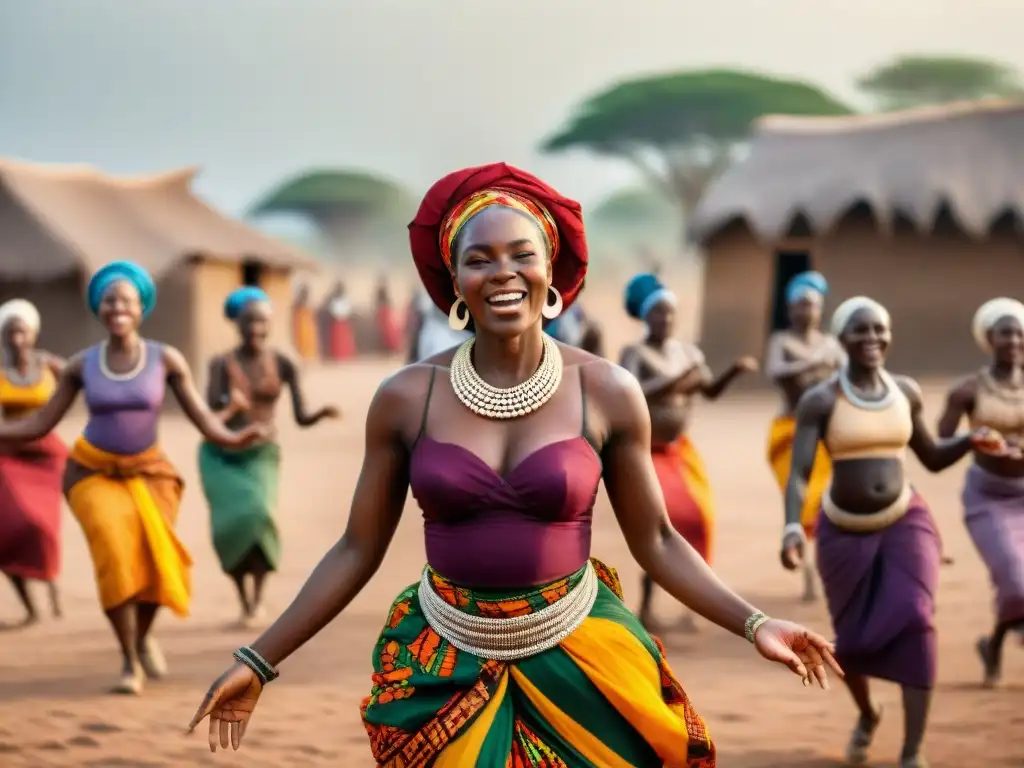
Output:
[787, 295, 822, 331]
[451, 206, 551, 338]
[989, 315, 1024, 366]
[839, 306, 891, 369]
[237, 300, 272, 350]
[645, 298, 676, 343]
[98, 280, 143, 337]
[1, 317, 35, 357]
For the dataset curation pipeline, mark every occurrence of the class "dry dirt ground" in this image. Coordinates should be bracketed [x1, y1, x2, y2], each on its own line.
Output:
[1, 329, 1023, 766]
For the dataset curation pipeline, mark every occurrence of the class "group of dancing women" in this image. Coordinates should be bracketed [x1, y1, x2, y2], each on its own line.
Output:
[0, 163, 1020, 767]
[0, 264, 338, 695]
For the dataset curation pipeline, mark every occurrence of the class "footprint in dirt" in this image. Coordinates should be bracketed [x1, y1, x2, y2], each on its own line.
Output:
[67, 735, 101, 748]
[80, 722, 123, 734]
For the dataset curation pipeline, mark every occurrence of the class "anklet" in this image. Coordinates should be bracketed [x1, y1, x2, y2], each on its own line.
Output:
[744, 611, 771, 644]
[233, 646, 279, 685]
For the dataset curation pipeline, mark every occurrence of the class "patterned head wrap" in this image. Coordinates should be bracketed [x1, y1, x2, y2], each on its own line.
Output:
[785, 271, 828, 306]
[224, 286, 271, 320]
[831, 296, 890, 338]
[409, 163, 588, 314]
[0, 299, 41, 335]
[972, 297, 1024, 352]
[624, 273, 676, 321]
[438, 188, 560, 273]
[86, 261, 157, 319]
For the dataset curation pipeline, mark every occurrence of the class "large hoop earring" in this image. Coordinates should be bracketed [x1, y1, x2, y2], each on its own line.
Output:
[448, 296, 469, 331]
[542, 286, 563, 320]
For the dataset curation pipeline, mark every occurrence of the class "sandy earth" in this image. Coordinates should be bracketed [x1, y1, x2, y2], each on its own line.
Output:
[1, 303, 1023, 767]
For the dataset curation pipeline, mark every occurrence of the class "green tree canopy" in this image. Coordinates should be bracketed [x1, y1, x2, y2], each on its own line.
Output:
[857, 55, 1024, 110]
[541, 69, 852, 213]
[248, 169, 413, 259]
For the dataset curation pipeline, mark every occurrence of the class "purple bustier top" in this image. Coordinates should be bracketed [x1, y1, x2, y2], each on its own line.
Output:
[410, 369, 602, 588]
[81, 341, 166, 455]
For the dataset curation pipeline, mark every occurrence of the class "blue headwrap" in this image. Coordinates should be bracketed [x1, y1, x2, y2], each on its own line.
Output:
[785, 271, 829, 306]
[86, 261, 157, 319]
[224, 286, 271, 320]
[624, 273, 676, 321]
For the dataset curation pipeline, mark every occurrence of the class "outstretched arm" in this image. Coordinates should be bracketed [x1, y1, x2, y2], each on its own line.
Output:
[0, 354, 82, 441]
[163, 346, 259, 447]
[936, 377, 974, 439]
[595, 363, 757, 639]
[279, 355, 337, 427]
[247, 370, 413, 667]
[900, 377, 973, 472]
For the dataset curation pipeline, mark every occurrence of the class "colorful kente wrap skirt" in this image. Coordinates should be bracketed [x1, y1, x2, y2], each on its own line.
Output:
[361, 558, 716, 767]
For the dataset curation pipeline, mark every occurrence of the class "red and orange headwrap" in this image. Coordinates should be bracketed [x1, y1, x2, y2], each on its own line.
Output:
[409, 163, 588, 314]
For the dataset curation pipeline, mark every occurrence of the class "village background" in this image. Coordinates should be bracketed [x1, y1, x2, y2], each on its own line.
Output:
[2, 1, 1024, 766]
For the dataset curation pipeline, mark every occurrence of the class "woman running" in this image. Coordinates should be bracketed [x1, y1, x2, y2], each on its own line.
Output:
[200, 286, 340, 628]
[937, 297, 1024, 687]
[0, 299, 66, 628]
[0, 261, 267, 695]
[620, 272, 757, 632]
[781, 296, 1000, 767]
[764, 271, 844, 602]
[188, 163, 840, 767]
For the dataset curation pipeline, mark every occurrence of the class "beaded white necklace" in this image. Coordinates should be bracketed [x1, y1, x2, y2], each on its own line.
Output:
[99, 340, 147, 382]
[449, 334, 562, 420]
[837, 364, 898, 411]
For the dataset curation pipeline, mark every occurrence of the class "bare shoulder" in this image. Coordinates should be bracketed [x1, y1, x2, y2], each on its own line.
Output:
[891, 373, 924, 405]
[272, 349, 297, 378]
[370, 362, 440, 431]
[159, 343, 187, 373]
[420, 346, 458, 368]
[575, 354, 646, 428]
[943, 372, 978, 401]
[60, 350, 87, 379]
[796, 377, 838, 419]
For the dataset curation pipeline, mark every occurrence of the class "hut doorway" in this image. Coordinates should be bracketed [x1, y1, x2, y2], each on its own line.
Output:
[242, 258, 265, 287]
[768, 248, 812, 333]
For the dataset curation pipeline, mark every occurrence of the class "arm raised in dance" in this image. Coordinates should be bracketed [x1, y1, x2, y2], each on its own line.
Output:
[0, 354, 83, 442]
[592, 361, 838, 680]
[278, 354, 340, 427]
[163, 346, 265, 448]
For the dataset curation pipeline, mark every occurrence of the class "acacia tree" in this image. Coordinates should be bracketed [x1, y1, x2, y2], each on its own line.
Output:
[540, 70, 851, 214]
[248, 169, 413, 259]
[857, 55, 1024, 110]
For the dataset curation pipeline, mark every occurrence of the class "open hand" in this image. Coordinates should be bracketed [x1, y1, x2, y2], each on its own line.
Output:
[753, 619, 843, 689]
[238, 423, 274, 447]
[187, 663, 263, 752]
[971, 428, 1012, 456]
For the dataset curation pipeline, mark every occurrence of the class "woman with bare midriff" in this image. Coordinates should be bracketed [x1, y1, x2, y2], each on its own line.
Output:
[781, 296, 1001, 767]
[937, 297, 1024, 687]
[200, 287, 340, 628]
[764, 271, 844, 602]
[620, 272, 757, 632]
[188, 163, 840, 767]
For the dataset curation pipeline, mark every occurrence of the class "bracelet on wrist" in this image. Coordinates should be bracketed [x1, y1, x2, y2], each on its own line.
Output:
[744, 610, 771, 644]
[782, 522, 806, 540]
[233, 646, 279, 686]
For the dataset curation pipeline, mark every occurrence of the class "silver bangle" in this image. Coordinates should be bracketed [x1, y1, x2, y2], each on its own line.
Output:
[744, 610, 770, 644]
[782, 522, 806, 541]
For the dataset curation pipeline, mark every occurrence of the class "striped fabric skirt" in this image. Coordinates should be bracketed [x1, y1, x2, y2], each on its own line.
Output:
[361, 558, 716, 767]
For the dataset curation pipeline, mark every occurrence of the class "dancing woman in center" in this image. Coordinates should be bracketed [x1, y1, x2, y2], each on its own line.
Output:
[200, 287, 339, 627]
[620, 272, 757, 631]
[781, 296, 999, 768]
[937, 297, 1024, 687]
[0, 261, 267, 695]
[190, 163, 840, 767]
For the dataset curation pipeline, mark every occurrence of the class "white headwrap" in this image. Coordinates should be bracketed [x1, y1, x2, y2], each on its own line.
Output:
[972, 297, 1024, 352]
[830, 296, 890, 338]
[0, 299, 41, 336]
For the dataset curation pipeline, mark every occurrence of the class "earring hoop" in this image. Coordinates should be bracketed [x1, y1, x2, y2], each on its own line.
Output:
[448, 296, 470, 331]
[541, 286, 563, 320]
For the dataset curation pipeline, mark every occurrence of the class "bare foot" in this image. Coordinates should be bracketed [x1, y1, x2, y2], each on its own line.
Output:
[976, 636, 1000, 688]
[0, 614, 39, 632]
[845, 704, 882, 765]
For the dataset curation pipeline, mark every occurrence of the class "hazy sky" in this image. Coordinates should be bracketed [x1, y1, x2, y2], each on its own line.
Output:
[2, 0, 1023, 216]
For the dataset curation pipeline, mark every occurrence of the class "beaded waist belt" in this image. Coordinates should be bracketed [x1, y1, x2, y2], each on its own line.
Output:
[823, 483, 912, 533]
[417, 561, 599, 661]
